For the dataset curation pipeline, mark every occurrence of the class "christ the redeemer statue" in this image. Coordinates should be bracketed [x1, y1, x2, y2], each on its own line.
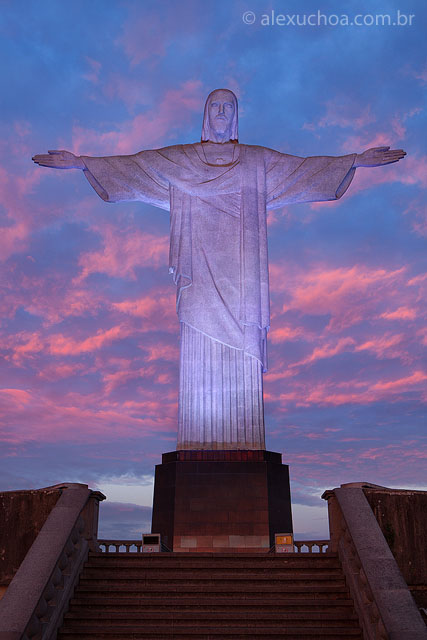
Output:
[33, 89, 405, 451]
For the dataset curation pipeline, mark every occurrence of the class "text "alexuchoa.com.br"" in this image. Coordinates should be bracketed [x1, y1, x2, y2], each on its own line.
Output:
[242, 10, 415, 27]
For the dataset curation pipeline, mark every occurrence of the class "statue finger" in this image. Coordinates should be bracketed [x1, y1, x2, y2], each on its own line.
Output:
[384, 149, 405, 155]
[33, 154, 52, 163]
[384, 152, 405, 159]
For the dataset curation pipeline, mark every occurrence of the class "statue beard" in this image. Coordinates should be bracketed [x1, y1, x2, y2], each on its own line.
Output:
[209, 119, 232, 141]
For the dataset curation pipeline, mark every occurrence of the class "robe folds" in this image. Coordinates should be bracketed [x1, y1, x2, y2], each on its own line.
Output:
[81, 143, 356, 450]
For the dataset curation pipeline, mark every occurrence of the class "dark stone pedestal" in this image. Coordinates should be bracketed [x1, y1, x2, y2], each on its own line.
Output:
[151, 450, 292, 552]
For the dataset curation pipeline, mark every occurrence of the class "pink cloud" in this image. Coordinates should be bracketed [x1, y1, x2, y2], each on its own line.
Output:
[48, 324, 131, 356]
[102, 359, 177, 394]
[13, 121, 32, 138]
[0, 162, 44, 261]
[303, 101, 374, 132]
[11, 333, 44, 365]
[338, 104, 421, 149]
[102, 366, 158, 394]
[0, 274, 107, 328]
[288, 442, 427, 490]
[274, 264, 406, 331]
[263, 367, 295, 384]
[269, 325, 305, 344]
[116, 2, 202, 66]
[37, 362, 88, 381]
[0, 388, 31, 406]
[403, 199, 427, 238]
[268, 367, 427, 408]
[0, 388, 176, 445]
[379, 307, 417, 321]
[2, 286, 178, 369]
[103, 75, 154, 110]
[112, 290, 175, 329]
[355, 333, 407, 361]
[71, 80, 204, 155]
[359, 444, 427, 462]
[403, 63, 427, 86]
[292, 337, 355, 367]
[145, 344, 179, 362]
[372, 369, 427, 392]
[417, 327, 427, 347]
[75, 226, 169, 282]
[0, 221, 29, 262]
[408, 273, 427, 286]
[83, 57, 102, 84]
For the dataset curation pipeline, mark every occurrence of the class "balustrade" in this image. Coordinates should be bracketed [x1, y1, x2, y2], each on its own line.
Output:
[97, 538, 331, 553]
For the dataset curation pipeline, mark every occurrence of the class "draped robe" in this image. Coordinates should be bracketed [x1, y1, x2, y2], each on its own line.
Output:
[81, 143, 356, 450]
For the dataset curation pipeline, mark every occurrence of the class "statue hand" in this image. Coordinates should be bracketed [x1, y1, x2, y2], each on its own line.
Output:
[32, 150, 85, 170]
[354, 146, 406, 168]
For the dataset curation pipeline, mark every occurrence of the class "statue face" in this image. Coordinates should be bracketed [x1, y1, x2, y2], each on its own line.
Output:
[207, 90, 235, 138]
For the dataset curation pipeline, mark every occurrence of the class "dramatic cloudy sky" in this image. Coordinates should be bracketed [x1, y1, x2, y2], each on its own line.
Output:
[1, 0, 425, 539]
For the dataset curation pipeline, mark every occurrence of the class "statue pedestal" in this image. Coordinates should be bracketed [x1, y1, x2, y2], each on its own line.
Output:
[151, 450, 292, 552]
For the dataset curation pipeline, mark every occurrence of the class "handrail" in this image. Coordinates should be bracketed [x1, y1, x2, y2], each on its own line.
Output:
[97, 538, 331, 553]
[0, 484, 105, 640]
[323, 486, 427, 640]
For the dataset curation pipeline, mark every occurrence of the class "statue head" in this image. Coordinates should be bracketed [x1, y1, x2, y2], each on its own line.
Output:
[201, 89, 238, 143]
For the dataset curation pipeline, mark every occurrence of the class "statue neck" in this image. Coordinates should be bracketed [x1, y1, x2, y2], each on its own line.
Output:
[206, 129, 232, 143]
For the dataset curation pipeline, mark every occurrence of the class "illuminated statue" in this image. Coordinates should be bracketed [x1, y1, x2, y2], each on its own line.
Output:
[33, 89, 405, 450]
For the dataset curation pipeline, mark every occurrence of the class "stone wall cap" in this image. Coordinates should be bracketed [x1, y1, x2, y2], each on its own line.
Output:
[322, 482, 427, 500]
[341, 482, 389, 489]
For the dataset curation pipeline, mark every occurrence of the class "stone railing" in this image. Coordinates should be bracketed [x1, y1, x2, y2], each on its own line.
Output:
[99, 539, 144, 553]
[293, 539, 329, 553]
[323, 485, 427, 640]
[0, 483, 105, 640]
[97, 538, 330, 553]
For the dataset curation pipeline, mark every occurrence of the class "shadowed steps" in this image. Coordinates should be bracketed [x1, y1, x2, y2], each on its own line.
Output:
[58, 552, 363, 640]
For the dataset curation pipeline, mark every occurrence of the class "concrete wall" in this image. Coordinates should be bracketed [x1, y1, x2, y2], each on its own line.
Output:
[363, 487, 427, 586]
[0, 486, 62, 588]
[363, 486, 427, 618]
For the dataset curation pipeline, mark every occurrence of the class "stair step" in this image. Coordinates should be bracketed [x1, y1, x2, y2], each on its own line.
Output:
[78, 577, 345, 587]
[84, 562, 342, 569]
[70, 596, 355, 609]
[65, 610, 357, 620]
[86, 557, 340, 568]
[58, 626, 362, 638]
[62, 625, 359, 632]
[81, 569, 343, 579]
[89, 552, 338, 558]
[74, 584, 349, 595]
[86, 556, 338, 566]
[69, 598, 356, 610]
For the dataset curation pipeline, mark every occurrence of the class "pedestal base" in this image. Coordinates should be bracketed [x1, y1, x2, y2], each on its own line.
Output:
[151, 450, 292, 552]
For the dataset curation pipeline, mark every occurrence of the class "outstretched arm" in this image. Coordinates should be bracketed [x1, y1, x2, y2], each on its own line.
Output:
[33, 147, 170, 209]
[32, 150, 85, 170]
[354, 146, 406, 168]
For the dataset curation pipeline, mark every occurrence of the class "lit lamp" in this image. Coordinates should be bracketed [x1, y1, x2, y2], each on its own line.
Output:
[275, 533, 294, 553]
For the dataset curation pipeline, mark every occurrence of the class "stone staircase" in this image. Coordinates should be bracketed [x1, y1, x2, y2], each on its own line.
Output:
[58, 552, 363, 639]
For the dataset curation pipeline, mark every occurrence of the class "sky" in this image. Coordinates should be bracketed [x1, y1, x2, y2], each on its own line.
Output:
[0, 0, 425, 540]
